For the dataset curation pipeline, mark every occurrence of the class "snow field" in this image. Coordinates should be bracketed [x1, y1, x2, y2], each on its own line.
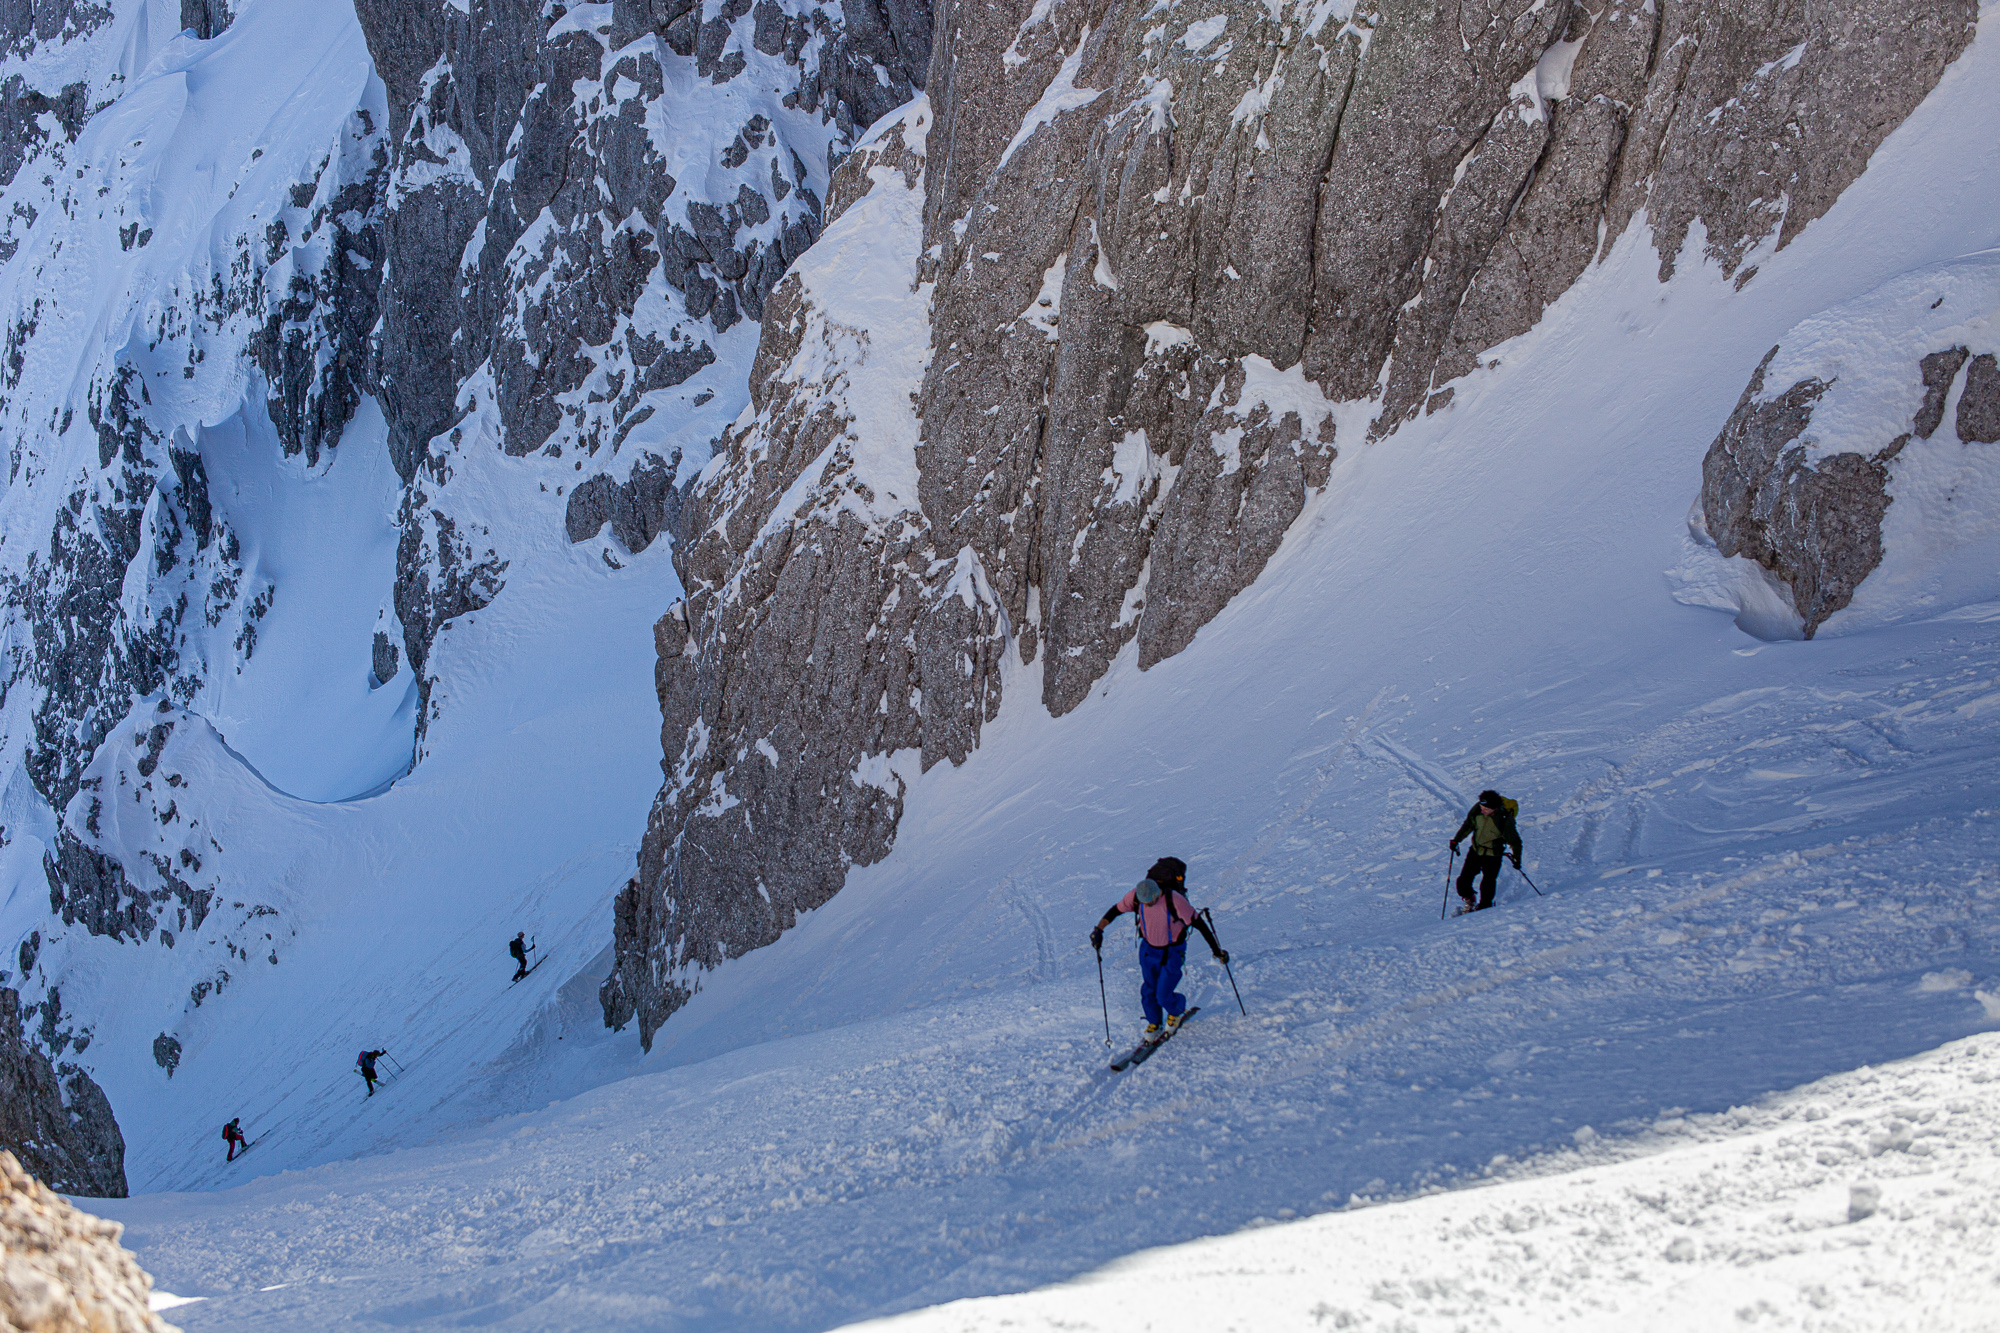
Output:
[842, 1033, 2000, 1333]
[41, 4, 2000, 1331]
[81, 773, 2000, 1330]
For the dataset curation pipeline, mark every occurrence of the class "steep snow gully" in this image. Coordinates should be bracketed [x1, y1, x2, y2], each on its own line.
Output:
[18, 2, 2000, 1331]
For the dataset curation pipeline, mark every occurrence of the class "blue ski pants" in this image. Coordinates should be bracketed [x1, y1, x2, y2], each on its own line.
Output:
[1138, 942, 1188, 1025]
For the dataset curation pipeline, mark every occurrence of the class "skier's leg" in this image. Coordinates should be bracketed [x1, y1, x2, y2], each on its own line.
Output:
[1454, 856, 1480, 908]
[1158, 944, 1187, 1018]
[1138, 946, 1165, 1026]
[1477, 857, 1500, 909]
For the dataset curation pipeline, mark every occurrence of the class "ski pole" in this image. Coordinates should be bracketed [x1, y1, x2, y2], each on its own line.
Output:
[384, 1053, 405, 1075]
[1513, 861, 1544, 896]
[1442, 846, 1459, 919]
[1094, 944, 1111, 1045]
[1201, 909, 1248, 1016]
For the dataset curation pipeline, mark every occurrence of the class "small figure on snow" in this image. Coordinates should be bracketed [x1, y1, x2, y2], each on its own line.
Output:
[1449, 790, 1522, 913]
[357, 1048, 387, 1096]
[1089, 857, 1228, 1043]
[221, 1117, 247, 1161]
[509, 931, 533, 981]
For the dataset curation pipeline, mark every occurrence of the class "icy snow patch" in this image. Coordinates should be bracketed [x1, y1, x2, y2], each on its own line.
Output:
[1103, 429, 1158, 505]
[1000, 30, 1105, 168]
[1180, 15, 1228, 50]
[1021, 254, 1066, 340]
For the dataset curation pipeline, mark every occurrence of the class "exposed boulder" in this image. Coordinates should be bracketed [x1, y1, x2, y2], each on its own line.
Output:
[1695, 254, 2000, 638]
[1699, 349, 1888, 637]
[0, 1148, 171, 1330]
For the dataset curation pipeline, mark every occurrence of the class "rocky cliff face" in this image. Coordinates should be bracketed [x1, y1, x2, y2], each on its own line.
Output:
[0, 990, 125, 1199]
[0, 0, 928, 1176]
[0, 1148, 174, 1330]
[602, 0, 1977, 1045]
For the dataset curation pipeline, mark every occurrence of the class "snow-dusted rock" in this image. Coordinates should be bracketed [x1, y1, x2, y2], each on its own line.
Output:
[0, 1149, 173, 1331]
[0, 0, 932, 1166]
[1694, 250, 2000, 638]
[0, 993, 124, 1200]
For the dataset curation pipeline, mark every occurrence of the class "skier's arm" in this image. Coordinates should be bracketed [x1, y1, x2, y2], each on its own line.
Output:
[1089, 904, 1123, 949]
[1502, 818, 1523, 861]
[1449, 811, 1476, 848]
[1190, 912, 1226, 962]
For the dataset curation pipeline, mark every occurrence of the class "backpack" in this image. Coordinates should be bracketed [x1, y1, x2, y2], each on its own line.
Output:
[1496, 796, 1518, 818]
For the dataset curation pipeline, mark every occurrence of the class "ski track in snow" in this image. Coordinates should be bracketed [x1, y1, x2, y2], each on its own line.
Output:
[49, 3, 2000, 1331]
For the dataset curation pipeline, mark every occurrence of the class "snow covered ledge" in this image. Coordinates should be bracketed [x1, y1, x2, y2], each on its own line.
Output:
[841, 1033, 2000, 1332]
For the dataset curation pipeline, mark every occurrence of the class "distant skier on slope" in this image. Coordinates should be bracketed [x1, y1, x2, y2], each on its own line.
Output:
[357, 1048, 387, 1096]
[222, 1117, 247, 1161]
[1449, 790, 1522, 913]
[1089, 857, 1228, 1044]
[509, 931, 532, 981]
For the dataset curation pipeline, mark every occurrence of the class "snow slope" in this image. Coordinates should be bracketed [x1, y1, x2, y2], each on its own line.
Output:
[847, 1033, 2000, 1333]
[56, 5, 2000, 1330]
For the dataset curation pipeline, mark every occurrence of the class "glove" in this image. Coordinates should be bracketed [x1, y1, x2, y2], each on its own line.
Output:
[1214, 949, 1230, 966]
[1510, 854, 1522, 869]
[1448, 841, 1460, 853]
[1089, 926, 1104, 950]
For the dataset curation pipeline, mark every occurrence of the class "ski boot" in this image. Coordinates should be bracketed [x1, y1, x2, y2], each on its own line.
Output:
[1165, 1012, 1185, 1034]
[1141, 1022, 1164, 1044]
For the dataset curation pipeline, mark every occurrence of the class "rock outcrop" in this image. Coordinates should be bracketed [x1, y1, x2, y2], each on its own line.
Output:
[603, 0, 1977, 1044]
[0, 992, 125, 1200]
[1698, 254, 2000, 637]
[0, 1149, 174, 1331]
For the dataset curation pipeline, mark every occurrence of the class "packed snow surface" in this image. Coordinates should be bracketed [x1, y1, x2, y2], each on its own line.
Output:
[48, 5, 2000, 1333]
[846, 1034, 2000, 1332]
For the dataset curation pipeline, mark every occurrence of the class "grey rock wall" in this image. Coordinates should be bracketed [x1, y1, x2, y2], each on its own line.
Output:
[355, 0, 928, 739]
[0, 989, 125, 1198]
[602, 115, 951, 1043]
[1703, 334, 2000, 639]
[604, 0, 1976, 1045]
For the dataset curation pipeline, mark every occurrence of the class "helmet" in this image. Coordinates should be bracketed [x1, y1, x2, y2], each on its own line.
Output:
[1134, 878, 1163, 904]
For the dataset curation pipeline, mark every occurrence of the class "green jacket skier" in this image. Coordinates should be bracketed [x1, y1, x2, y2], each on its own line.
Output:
[1449, 790, 1521, 912]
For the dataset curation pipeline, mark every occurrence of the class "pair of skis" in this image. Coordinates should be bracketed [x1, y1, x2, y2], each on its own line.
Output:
[1109, 1006, 1200, 1072]
[510, 954, 548, 986]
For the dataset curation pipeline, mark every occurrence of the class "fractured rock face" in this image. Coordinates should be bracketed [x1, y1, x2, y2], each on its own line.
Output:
[1700, 349, 1888, 637]
[603, 104, 957, 1045]
[0, 1149, 171, 1329]
[0, 992, 125, 1200]
[1698, 255, 2000, 638]
[606, 0, 1978, 1045]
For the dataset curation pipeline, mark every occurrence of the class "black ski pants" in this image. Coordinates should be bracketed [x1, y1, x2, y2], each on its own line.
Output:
[1457, 853, 1503, 910]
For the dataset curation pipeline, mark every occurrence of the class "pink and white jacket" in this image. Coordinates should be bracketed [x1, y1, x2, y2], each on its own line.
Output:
[1115, 886, 1200, 948]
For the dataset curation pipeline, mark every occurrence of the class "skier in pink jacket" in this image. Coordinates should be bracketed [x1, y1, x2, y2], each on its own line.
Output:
[1090, 857, 1228, 1042]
